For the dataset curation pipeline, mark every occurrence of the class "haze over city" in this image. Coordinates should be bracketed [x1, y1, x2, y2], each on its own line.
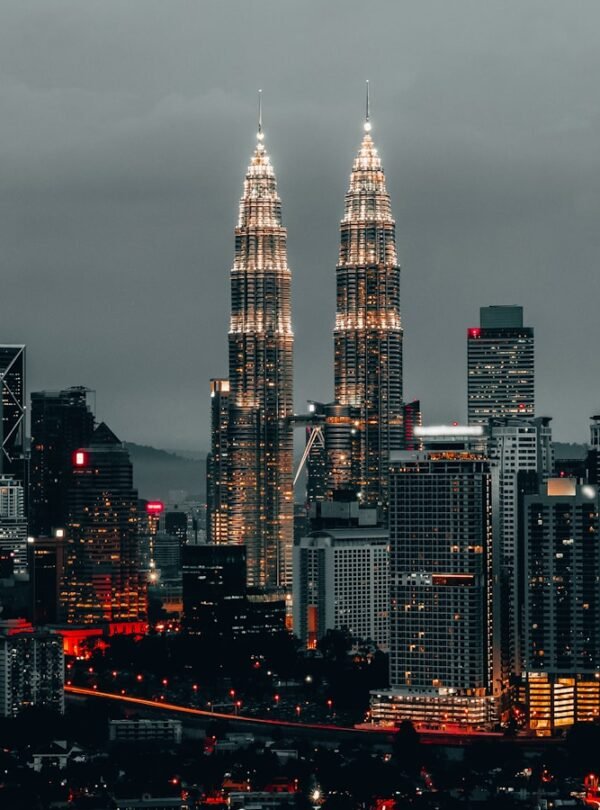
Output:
[2, 1, 600, 448]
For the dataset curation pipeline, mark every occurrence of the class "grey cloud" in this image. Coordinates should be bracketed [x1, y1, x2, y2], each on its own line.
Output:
[0, 0, 599, 449]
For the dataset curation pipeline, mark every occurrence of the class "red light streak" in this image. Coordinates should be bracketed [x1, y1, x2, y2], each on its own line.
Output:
[63, 687, 549, 745]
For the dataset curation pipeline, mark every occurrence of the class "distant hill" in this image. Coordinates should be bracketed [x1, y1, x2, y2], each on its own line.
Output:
[553, 442, 588, 460]
[125, 443, 205, 502]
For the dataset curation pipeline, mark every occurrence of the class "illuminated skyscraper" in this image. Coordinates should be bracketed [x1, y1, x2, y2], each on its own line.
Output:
[467, 306, 534, 426]
[305, 402, 361, 503]
[334, 88, 403, 507]
[226, 100, 294, 589]
[206, 378, 230, 544]
[521, 479, 600, 733]
[61, 422, 146, 625]
[0, 475, 27, 574]
[29, 387, 95, 537]
[0, 345, 26, 484]
[371, 426, 496, 729]
[487, 417, 553, 681]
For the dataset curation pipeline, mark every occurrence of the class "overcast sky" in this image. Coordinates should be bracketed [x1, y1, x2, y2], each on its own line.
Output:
[1, 1, 599, 449]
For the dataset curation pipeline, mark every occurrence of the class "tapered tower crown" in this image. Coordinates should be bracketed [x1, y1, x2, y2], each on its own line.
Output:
[333, 94, 403, 508]
[225, 105, 294, 590]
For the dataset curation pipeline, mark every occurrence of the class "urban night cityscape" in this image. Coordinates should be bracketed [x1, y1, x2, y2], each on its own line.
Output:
[2, 2, 600, 808]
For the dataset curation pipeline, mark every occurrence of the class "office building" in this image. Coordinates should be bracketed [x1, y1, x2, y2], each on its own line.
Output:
[305, 402, 361, 503]
[520, 479, 600, 734]
[487, 417, 554, 679]
[206, 378, 229, 544]
[0, 475, 27, 575]
[402, 400, 422, 451]
[182, 543, 286, 638]
[29, 387, 95, 537]
[61, 422, 147, 625]
[293, 499, 389, 650]
[333, 98, 403, 507]
[182, 543, 247, 637]
[467, 306, 534, 426]
[153, 532, 181, 578]
[165, 510, 187, 543]
[219, 110, 294, 589]
[30, 532, 67, 625]
[0, 345, 26, 483]
[371, 427, 495, 728]
[589, 415, 600, 484]
[0, 619, 64, 717]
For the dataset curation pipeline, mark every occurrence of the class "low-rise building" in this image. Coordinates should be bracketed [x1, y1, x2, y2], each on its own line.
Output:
[108, 718, 182, 745]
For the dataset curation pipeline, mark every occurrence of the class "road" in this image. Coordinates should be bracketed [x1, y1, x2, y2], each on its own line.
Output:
[64, 686, 557, 749]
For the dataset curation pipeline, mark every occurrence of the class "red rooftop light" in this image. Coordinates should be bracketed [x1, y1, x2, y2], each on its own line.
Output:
[468, 328, 481, 339]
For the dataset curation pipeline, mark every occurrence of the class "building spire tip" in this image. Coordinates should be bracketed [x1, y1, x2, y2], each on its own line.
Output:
[364, 80, 372, 132]
[257, 89, 264, 141]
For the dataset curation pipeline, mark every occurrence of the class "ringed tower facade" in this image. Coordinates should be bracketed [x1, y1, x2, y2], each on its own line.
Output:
[334, 89, 403, 507]
[226, 101, 294, 589]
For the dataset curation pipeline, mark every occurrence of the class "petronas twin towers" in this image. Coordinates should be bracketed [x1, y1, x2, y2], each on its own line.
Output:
[208, 91, 403, 592]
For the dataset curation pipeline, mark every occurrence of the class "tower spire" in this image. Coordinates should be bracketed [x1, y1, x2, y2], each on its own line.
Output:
[364, 80, 372, 132]
[257, 88, 263, 141]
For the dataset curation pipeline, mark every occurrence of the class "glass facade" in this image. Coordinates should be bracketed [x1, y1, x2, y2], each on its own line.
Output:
[334, 125, 403, 508]
[225, 127, 294, 590]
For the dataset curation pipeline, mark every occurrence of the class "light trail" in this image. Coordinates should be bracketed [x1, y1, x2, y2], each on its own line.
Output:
[65, 686, 375, 736]
[65, 687, 558, 747]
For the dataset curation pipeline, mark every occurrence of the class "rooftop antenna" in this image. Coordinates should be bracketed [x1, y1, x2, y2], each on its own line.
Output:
[364, 80, 372, 132]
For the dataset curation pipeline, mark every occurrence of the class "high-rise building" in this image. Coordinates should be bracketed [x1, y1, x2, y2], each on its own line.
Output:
[29, 387, 95, 537]
[0, 619, 64, 717]
[165, 510, 187, 544]
[467, 306, 534, 426]
[206, 378, 230, 544]
[0, 475, 27, 575]
[224, 109, 294, 589]
[371, 427, 496, 728]
[589, 415, 600, 484]
[401, 400, 422, 451]
[487, 417, 554, 680]
[61, 423, 146, 625]
[30, 532, 67, 625]
[0, 345, 26, 483]
[333, 97, 403, 508]
[182, 543, 247, 637]
[293, 499, 389, 651]
[521, 479, 600, 734]
[305, 402, 361, 504]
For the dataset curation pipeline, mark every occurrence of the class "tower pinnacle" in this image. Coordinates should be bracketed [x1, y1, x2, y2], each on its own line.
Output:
[257, 89, 264, 141]
[364, 80, 372, 132]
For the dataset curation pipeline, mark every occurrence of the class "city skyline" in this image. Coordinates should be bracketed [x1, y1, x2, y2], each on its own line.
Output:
[2, 2, 600, 449]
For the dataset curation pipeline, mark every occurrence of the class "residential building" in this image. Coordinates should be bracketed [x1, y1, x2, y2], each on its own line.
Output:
[0, 619, 64, 717]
